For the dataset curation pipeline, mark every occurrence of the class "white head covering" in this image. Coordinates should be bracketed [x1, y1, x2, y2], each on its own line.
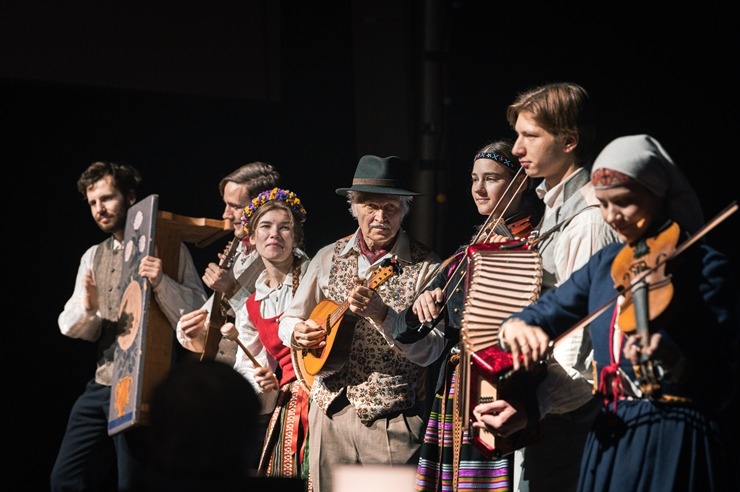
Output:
[592, 134, 704, 234]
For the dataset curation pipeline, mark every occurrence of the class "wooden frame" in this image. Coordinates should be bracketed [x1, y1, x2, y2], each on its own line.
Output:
[108, 194, 230, 435]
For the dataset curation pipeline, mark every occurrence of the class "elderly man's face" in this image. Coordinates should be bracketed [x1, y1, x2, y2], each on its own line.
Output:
[354, 194, 404, 250]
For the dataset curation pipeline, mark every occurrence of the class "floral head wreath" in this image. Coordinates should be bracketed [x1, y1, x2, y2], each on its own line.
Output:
[241, 187, 307, 235]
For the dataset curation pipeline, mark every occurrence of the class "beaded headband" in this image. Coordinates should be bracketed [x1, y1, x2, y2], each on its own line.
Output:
[473, 151, 519, 173]
[591, 168, 634, 189]
[241, 187, 307, 235]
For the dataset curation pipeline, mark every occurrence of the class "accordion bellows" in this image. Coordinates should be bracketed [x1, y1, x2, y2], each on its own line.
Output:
[459, 243, 543, 458]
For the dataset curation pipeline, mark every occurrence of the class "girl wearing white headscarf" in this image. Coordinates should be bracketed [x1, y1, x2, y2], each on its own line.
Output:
[475, 135, 739, 491]
[591, 134, 705, 234]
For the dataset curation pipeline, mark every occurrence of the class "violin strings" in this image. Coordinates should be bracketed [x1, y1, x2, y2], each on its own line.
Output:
[411, 166, 534, 321]
[551, 200, 738, 346]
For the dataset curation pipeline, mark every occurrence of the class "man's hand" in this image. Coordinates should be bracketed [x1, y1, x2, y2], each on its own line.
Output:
[83, 269, 99, 314]
[348, 281, 389, 324]
[293, 319, 326, 349]
[202, 262, 238, 295]
[139, 255, 164, 288]
[179, 308, 208, 339]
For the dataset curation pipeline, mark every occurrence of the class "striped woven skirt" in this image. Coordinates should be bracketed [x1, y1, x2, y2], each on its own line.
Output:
[259, 379, 312, 491]
[415, 356, 511, 491]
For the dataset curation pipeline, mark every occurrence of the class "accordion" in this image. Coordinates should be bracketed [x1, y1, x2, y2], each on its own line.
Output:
[459, 242, 544, 458]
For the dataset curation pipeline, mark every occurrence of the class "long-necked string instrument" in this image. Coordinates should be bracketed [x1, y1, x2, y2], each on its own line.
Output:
[294, 257, 401, 377]
[200, 238, 265, 369]
[200, 239, 240, 361]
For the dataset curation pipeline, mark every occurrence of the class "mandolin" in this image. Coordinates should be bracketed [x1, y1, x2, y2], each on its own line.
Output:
[293, 258, 400, 385]
[200, 239, 240, 361]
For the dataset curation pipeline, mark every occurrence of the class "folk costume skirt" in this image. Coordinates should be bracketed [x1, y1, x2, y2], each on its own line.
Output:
[259, 379, 312, 491]
[415, 355, 511, 491]
[578, 399, 736, 492]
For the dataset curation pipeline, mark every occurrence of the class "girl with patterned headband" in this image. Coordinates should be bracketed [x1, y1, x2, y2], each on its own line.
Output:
[222, 187, 313, 490]
[392, 139, 543, 491]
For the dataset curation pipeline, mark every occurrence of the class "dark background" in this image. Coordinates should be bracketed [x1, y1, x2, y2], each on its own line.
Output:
[3, 1, 738, 489]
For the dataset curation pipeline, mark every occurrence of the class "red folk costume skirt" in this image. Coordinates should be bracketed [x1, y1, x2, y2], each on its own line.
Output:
[247, 295, 312, 490]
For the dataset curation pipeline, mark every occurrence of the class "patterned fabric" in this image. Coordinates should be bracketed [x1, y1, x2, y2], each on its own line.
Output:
[249, 295, 311, 490]
[259, 380, 312, 491]
[92, 236, 123, 386]
[311, 236, 430, 425]
[416, 357, 511, 491]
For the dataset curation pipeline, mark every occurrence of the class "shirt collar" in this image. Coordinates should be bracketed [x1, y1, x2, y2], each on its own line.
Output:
[254, 269, 293, 301]
[339, 228, 413, 264]
[536, 167, 588, 209]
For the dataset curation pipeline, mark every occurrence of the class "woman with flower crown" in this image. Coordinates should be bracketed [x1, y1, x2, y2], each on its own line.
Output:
[220, 187, 313, 490]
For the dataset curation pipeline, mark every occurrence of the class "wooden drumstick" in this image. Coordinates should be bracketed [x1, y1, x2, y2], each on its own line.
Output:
[222, 332, 263, 369]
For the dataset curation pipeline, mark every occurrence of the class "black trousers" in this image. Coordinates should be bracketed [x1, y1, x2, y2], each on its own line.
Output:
[50, 379, 149, 492]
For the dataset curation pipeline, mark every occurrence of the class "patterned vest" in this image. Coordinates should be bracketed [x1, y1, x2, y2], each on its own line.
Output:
[92, 236, 124, 386]
[311, 235, 432, 425]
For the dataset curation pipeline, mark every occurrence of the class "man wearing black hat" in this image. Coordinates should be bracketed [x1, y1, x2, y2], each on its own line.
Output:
[280, 155, 444, 492]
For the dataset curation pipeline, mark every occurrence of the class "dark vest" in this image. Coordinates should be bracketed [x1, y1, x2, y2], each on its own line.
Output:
[92, 236, 124, 386]
[536, 169, 596, 290]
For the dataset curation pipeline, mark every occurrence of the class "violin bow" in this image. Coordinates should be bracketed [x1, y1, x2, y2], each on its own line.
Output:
[439, 169, 531, 299]
[472, 166, 529, 244]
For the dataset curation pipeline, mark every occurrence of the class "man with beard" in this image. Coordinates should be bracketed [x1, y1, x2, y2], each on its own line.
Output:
[52, 161, 206, 491]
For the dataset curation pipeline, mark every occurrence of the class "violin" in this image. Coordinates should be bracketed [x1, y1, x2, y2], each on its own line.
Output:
[611, 220, 680, 397]
[490, 213, 536, 243]
[611, 220, 679, 333]
[523, 201, 737, 398]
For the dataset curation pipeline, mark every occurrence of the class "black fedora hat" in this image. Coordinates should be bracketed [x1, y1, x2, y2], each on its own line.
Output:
[335, 155, 422, 196]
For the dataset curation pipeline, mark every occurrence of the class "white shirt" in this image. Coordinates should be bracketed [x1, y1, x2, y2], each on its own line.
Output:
[534, 169, 619, 416]
[59, 239, 206, 341]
